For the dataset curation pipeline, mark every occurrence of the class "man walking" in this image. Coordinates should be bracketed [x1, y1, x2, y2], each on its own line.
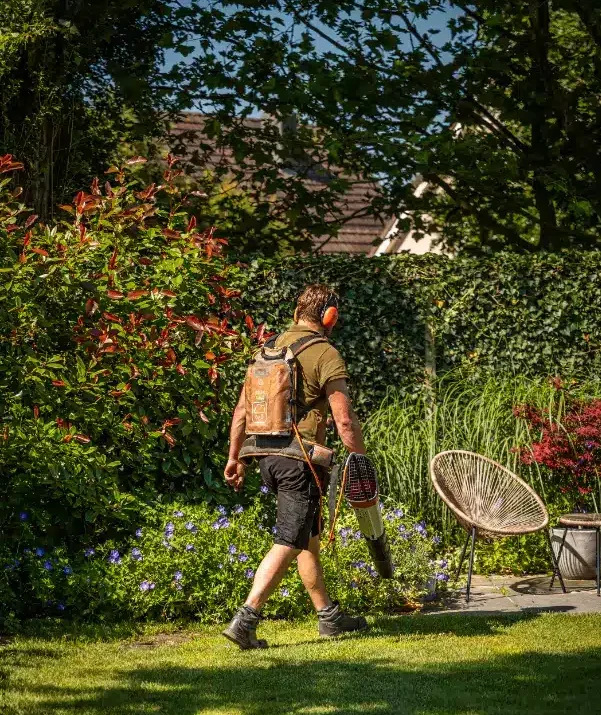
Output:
[222, 284, 369, 649]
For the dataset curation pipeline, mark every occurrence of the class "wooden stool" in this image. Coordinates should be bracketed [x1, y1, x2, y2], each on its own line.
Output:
[550, 513, 601, 596]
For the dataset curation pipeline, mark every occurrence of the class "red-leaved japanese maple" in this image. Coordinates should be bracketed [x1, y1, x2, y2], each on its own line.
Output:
[515, 381, 601, 505]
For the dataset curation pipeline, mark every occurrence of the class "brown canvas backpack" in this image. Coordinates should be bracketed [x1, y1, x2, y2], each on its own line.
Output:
[244, 334, 327, 437]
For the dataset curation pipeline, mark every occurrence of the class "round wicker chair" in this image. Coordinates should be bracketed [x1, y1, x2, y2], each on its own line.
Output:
[430, 450, 566, 601]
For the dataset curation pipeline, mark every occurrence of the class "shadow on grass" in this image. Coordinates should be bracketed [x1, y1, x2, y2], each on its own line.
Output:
[16, 648, 601, 715]
[10, 613, 601, 715]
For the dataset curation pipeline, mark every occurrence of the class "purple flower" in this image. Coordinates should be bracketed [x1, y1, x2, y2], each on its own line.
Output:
[131, 548, 143, 562]
[108, 549, 121, 565]
[43, 560, 53, 571]
[238, 553, 249, 563]
[84, 548, 95, 558]
[439, 559, 448, 570]
[212, 517, 230, 530]
[218, 563, 223, 569]
[280, 588, 290, 597]
[233, 505, 244, 514]
[271, 526, 278, 535]
[23, 548, 31, 555]
[432, 535, 442, 545]
[135, 528, 143, 538]
[352, 560, 366, 570]
[164, 522, 175, 537]
[185, 521, 197, 534]
[414, 521, 427, 538]
[398, 524, 406, 533]
[384, 512, 394, 521]
[162, 539, 172, 550]
[260, 485, 269, 495]
[366, 565, 378, 578]
[5, 560, 20, 571]
[245, 568, 255, 579]
[63, 565, 73, 575]
[350, 581, 359, 589]
[173, 510, 184, 517]
[185, 544, 195, 552]
[57, 603, 66, 612]
[139, 580, 155, 592]
[354, 530, 362, 540]
[217, 505, 227, 516]
[436, 573, 449, 582]
[35, 547, 45, 557]
[175, 583, 183, 591]
[393, 508, 404, 518]
[19, 512, 28, 521]
[228, 544, 237, 555]
[174, 570, 183, 581]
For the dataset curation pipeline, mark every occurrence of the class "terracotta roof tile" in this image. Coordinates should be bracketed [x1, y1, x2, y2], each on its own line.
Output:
[169, 113, 389, 254]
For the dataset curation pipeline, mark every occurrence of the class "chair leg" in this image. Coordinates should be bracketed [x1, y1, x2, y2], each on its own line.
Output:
[466, 526, 477, 603]
[595, 527, 601, 596]
[546, 528, 567, 594]
[454, 530, 471, 584]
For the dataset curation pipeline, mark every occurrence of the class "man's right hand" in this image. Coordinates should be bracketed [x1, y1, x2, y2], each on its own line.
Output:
[224, 459, 246, 492]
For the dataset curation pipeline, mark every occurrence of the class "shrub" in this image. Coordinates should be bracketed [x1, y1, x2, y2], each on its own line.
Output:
[1, 497, 447, 622]
[0, 155, 257, 556]
[515, 381, 601, 509]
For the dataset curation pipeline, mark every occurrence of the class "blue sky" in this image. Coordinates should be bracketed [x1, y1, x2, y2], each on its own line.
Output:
[164, 2, 462, 79]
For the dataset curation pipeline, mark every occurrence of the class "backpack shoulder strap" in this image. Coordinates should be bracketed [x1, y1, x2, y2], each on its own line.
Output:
[264, 334, 279, 349]
[289, 334, 328, 357]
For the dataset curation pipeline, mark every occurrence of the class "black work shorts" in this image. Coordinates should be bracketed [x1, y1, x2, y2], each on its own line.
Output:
[258, 455, 324, 550]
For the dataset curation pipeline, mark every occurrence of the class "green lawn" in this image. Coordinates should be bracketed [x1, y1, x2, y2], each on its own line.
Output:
[2, 613, 601, 714]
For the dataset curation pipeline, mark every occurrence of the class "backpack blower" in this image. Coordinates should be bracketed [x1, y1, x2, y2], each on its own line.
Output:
[334, 453, 394, 578]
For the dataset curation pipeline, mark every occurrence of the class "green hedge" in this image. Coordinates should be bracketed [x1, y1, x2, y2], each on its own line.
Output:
[239, 252, 601, 412]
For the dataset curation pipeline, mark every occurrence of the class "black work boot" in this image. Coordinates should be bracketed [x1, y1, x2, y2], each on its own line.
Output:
[317, 602, 369, 637]
[222, 605, 268, 650]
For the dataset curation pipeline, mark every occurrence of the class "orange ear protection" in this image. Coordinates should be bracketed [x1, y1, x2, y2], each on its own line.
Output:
[321, 294, 339, 330]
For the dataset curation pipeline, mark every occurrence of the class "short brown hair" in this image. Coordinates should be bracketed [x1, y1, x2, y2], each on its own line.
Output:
[295, 284, 338, 323]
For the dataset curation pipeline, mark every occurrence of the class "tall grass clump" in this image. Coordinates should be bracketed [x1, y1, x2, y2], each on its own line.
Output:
[364, 372, 601, 540]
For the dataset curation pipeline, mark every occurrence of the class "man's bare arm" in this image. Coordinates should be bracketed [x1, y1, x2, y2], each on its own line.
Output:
[224, 388, 247, 491]
[228, 388, 246, 461]
[326, 379, 366, 455]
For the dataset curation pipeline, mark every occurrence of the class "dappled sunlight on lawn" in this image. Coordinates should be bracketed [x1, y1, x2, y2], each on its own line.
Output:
[3, 614, 601, 715]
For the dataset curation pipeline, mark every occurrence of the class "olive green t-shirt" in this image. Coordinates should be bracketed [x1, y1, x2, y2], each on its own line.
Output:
[274, 324, 349, 444]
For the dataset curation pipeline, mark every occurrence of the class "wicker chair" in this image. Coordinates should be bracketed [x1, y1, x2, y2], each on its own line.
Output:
[430, 450, 566, 602]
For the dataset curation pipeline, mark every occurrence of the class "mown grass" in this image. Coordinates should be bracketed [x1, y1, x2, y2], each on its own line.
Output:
[2, 613, 601, 714]
[364, 372, 601, 538]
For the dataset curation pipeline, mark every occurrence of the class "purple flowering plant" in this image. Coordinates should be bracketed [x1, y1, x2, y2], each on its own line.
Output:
[1, 497, 447, 621]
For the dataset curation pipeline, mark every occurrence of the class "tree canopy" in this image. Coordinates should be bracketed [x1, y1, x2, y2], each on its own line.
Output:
[171, 0, 601, 253]
[3, 1, 601, 253]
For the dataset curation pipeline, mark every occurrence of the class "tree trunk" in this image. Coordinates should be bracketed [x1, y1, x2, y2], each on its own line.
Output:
[528, 0, 558, 249]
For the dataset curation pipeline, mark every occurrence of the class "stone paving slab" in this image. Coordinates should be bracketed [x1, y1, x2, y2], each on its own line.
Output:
[429, 574, 601, 615]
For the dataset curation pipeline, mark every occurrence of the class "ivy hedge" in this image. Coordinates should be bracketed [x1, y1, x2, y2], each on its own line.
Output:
[239, 252, 601, 411]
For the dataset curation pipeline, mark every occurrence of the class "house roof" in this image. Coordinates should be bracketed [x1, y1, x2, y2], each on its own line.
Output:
[169, 112, 390, 254]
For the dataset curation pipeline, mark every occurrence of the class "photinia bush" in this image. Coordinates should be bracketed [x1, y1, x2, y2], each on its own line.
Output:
[1, 497, 446, 622]
[0, 154, 260, 555]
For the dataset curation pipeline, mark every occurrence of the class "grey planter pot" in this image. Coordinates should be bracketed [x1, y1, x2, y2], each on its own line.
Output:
[551, 526, 598, 580]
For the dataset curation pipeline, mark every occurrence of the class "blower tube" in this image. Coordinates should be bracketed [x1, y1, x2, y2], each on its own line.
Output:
[343, 454, 394, 579]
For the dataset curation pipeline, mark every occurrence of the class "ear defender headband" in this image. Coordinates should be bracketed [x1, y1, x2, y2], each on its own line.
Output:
[321, 293, 339, 330]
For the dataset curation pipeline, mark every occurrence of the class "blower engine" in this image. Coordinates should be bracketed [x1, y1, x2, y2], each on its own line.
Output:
[342, 453, 394, 578]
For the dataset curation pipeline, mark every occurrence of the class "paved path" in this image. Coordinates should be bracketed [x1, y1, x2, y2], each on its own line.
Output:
[430, 575, 601, 615]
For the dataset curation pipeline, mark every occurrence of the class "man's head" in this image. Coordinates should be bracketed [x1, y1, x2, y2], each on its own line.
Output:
[294, 284, 339, 334]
